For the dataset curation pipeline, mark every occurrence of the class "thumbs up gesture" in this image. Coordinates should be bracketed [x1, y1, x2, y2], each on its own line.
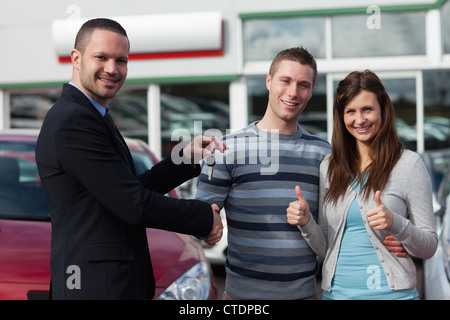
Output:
[287, 186, 311, 227]
[367, 191, 394, 230]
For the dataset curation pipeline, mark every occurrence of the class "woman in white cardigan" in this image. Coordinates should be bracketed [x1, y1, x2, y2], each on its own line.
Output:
[287, 70, 438, 300]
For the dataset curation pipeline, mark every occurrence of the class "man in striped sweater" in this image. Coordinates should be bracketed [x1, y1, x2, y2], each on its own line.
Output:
[196, 47, 331, 299]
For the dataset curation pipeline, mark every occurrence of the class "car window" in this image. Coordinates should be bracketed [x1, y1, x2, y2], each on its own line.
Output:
[426, 151, 450, 192]
[0, 141, 49, 220]
[439, 171, 450, 206]
[0, 139, 162, 221]
[437, 172, 450, 282]
[129, 149, 156, 175]
[129, 149, 175, 198]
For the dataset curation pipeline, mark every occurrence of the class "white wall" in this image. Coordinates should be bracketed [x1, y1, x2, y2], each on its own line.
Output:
[0, 0, 442, 85]
[0, 0, 240, 85]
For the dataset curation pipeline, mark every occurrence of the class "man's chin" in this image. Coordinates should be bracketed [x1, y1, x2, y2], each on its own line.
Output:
[97, 88, 122, 103]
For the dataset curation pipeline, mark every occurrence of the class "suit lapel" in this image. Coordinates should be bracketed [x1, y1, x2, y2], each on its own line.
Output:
[62, 84, 137, 176]
[104, 119, 137, 175]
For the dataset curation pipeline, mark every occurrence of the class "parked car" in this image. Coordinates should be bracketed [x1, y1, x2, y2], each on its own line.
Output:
[0, 129, 216, 300]
[421, 148, 450, 211]
[421, 148, 450, 299]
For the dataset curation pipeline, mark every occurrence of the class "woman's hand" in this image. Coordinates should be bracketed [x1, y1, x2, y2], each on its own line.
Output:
[367, 190, 394, 230]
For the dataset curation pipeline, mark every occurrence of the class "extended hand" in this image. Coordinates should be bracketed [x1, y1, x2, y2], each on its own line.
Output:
[367, 191, 394, 230]
[182, 135, 227, 164]
[203, 204, 223, 245]
[286, 186, 311, 227]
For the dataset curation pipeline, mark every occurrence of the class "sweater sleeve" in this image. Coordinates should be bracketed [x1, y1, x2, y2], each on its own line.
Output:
[389, 154, 438, 259]
[195, 150, 231, 208]
[299, 157, 329, 259]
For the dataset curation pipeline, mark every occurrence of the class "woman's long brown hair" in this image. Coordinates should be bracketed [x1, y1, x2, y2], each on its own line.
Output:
[324, 70, 404, 205]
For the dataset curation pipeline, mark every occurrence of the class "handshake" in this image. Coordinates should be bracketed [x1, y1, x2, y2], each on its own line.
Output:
[205, 204, 223, 245]
[183, 135, 227, 246]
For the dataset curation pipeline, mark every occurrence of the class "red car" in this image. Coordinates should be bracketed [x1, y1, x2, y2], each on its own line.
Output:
[0, 129, 217, 300]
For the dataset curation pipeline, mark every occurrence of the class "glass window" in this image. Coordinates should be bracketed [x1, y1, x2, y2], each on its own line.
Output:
[160, 83, 230, 159]
[0, 139, 49, 220]
[9, 87, 149, 142]
[382, 78, 417, 150]
[247, 76, 268, 123]
[332, 11, 426, 58]
[0, 133, 169, 220]
[9, 89, 60, 128]
[442, 0, 450, 54]
[248, 75, 327, 139]
[243, 16, 326, 62]
[423, 70, 450, 150]
[108, 88, 148, 142]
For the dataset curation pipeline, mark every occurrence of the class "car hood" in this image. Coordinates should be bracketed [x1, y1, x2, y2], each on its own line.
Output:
[0, 219, 204, 298]
[146, 229, 203, 292]
[0, 219, 51, 285]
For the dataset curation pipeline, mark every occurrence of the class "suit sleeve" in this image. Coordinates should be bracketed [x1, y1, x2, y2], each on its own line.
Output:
[55, 111, 213, 237]
[138, 152, 201, 195]
[195, 148, 231, 209]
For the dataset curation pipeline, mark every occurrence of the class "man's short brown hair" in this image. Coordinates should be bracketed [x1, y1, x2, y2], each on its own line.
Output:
[74, 18, 129, 53]
[269, 47, 318, 86]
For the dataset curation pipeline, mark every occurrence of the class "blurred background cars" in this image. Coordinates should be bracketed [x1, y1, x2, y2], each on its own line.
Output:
[0, 129, 216, 300]
[421, 148, 450, 299]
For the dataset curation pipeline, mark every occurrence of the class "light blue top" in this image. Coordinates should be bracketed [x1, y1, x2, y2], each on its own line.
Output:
[322, 178, 419, 300]
[300, 151, 437, 294]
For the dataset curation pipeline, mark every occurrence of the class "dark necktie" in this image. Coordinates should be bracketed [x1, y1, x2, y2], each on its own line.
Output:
[104, 109, 133, 168]
[104, 109, 117, 131]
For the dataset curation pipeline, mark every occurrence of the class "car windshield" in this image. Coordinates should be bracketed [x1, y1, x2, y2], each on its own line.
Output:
[0, 141, 48, 220]
[0, 140, 156, 221]
[423, 149, 450, 193]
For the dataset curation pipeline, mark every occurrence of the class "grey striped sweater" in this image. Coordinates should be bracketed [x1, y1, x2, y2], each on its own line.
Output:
[196, 122, 330, 299]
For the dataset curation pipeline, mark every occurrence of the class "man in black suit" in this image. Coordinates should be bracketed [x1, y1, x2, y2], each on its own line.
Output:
[36, 18, 224, 300]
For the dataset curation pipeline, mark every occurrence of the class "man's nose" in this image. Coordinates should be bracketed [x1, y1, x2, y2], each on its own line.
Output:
[287, 83, 298, 98]
[104, 60, 118, 74]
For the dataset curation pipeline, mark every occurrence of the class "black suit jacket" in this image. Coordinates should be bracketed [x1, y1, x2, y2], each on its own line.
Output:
[36, 84, 212, 299]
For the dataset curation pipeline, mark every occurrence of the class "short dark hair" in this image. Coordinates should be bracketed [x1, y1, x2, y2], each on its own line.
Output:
[269, 47, 318, 86]
[74, 18, 129, 53]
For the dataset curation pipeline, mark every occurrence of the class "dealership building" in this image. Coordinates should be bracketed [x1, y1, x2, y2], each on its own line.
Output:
[1, 0, 450, 158]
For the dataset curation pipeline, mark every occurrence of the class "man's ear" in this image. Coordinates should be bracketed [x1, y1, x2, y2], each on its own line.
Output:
[70, 49, 81, 69]
[266, 73, 271, 91]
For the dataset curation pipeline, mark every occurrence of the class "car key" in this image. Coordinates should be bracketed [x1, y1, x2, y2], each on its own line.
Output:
[206, 154, 215, 180]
